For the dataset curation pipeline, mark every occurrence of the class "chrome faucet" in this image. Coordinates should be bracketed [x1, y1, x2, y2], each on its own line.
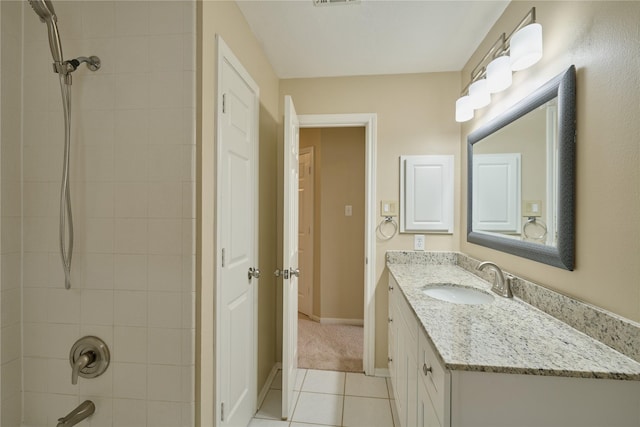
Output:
[477, 261, 513, 298]
[57, 400, 95, 427]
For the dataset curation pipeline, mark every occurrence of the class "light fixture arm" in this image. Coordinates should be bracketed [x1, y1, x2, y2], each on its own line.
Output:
[506, 7, 536, 44]
[455, 7, 542, 122]
[464, 33, 507, 95]
[460, 7, 538, 96]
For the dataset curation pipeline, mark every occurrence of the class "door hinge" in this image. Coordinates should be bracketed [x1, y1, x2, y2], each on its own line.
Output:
[222, 248, 225, 267]
[221, 402, 224, 421]
[222, 93, 226, 113]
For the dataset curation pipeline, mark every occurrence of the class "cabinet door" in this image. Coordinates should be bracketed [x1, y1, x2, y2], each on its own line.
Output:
[395, 312, 408, 427]
[400, 155, 454, 233]
[418, 373, 442, 427]
[407, 344, 419, 427]
[388, 276, 398, 401]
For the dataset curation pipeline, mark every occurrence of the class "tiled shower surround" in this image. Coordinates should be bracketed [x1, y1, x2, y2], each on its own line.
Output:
[2, 1, 196, 425]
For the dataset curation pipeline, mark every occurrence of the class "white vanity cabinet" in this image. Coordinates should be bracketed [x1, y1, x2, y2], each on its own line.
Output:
[389, 276, 450, 427]
[387, 273, 640, 427]
[388, 274, 418, 427]
[417, 327, 449, 427]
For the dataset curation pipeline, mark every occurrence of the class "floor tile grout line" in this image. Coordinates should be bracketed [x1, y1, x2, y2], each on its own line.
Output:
[255, 369, 395, 427]
[341, 372, 347, 427]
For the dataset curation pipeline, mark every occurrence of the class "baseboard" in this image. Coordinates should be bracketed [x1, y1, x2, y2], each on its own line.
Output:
[309, 314, 322, 323]
[374, 368, 390, 377]
[257, 363, 281, 410]
[311, 316, 364, 326]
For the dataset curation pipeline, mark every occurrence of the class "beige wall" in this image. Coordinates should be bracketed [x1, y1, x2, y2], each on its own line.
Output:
[460, 1, 640, 322]
[281, 72, 461, 368]
[198, 1, 280, 424]
[300, 127, 366, 321]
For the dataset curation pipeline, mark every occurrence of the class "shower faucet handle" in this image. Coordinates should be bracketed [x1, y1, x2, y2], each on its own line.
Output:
[69, 336, 110, 385]
[71, 352, 95, 385]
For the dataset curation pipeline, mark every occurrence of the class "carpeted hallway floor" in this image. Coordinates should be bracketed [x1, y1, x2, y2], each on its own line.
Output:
[297, 315, 364, 372]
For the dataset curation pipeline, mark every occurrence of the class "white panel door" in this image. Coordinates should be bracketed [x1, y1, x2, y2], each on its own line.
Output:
[217, 38, 259, 427]
[282, 95, 300, 420]
[473, 153, 521, 232]
[298, 148, 314, 317]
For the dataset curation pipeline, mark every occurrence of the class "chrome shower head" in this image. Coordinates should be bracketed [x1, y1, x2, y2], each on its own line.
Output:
[28, 0, 64, 67]
[28, 0, 57, 22]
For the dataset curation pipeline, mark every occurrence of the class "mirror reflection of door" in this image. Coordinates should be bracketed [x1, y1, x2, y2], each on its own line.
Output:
[298, 147, 314, 317]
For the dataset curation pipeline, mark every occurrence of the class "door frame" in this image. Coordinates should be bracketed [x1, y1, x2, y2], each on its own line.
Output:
[298, 146, 315, 318]
[214, 35, 260, 423]
[298, 113, 377, 375]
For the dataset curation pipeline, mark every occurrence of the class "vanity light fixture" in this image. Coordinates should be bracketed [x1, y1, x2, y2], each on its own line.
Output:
[468, 79, 491, 109]
[455, 7, 542, 123]
[486, 54, 512, 93]
[455, 95, 474, 122]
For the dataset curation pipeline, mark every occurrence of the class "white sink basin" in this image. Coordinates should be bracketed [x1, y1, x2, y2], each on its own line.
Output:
[422, 284, 494, 305]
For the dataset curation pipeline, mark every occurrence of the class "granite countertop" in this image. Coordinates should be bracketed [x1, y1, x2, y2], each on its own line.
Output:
[387, 262, 640, 381]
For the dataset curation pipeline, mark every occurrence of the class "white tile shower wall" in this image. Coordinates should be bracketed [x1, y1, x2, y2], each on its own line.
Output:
[20, 1, 196, 426]
[1, 1, 24, 426]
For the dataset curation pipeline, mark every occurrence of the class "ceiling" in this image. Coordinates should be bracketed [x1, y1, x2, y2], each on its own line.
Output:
[236, 0, 510, 79]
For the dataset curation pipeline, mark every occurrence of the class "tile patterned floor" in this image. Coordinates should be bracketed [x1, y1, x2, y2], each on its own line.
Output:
[250, 369, 399, 427]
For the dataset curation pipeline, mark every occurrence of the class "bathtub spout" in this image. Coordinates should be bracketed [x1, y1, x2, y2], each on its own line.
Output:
[57, 400, 95, 427]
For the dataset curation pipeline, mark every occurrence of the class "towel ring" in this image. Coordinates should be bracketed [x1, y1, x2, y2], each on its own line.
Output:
[377, 216, 398, 241]
[523, 217, 547, 241]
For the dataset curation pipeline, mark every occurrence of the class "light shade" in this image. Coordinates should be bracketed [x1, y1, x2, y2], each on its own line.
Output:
[486, 55, 513, 93]
[510, 23, 543, 71]
[468, 79, 491, 109]
[455, 96, 473, 122]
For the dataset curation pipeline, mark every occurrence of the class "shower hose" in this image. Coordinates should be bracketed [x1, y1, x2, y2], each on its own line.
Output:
[58, 74, 73, 289]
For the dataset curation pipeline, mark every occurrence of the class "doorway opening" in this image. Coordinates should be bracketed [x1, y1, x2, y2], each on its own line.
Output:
[297, 127, 366, 372]
[296, 113, 377, 377]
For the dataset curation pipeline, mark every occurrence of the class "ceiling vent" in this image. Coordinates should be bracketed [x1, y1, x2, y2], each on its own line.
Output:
[313, 0, 360, 6]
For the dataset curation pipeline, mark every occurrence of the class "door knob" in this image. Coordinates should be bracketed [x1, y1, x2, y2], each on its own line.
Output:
[248, 267, 260, 280]
[290, 268, 300, 278]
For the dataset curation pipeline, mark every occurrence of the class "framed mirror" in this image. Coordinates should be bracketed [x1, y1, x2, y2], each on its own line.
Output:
[467, 65, 576, 270]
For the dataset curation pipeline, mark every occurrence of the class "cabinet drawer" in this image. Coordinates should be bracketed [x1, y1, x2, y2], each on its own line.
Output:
[419, 328, 448, 426]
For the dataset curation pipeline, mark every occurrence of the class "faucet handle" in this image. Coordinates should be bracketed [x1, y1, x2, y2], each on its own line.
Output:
[71, 352, 95, 385]
[69, 336, 110, 385]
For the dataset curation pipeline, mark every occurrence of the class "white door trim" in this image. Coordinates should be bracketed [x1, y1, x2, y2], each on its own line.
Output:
[215, 35, 260, 423]
[297, 113, 377, 375]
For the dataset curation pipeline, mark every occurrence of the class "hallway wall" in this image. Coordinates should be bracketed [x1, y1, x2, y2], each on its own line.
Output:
[300, 127, 366, 322]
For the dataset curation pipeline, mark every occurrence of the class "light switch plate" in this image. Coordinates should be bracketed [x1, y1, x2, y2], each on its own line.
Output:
[414, 235, 425, 251]
[380, 200, 398, 217]
[345, 205, 352, 216]
[523, 200, 542, 217]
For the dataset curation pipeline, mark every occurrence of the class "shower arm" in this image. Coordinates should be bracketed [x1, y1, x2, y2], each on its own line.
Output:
[54, 56, 101, 85]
